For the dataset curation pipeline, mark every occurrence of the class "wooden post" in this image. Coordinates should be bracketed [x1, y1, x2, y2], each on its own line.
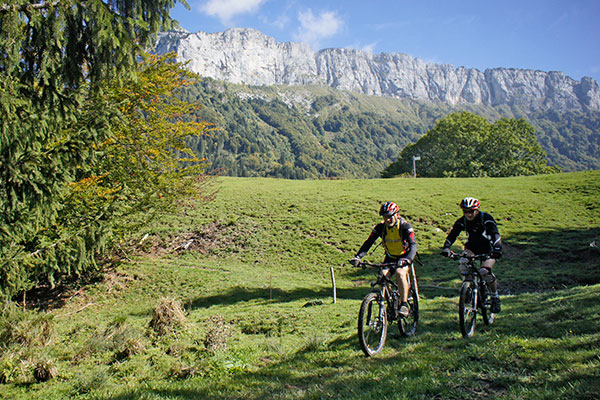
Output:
[412, 155, 421, 178]
[330, 266, 337, 303]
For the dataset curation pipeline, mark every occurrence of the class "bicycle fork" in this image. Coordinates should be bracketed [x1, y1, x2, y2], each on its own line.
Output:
[365, 291, 386, 330]
[473, 285, 479, 310]
[379, 295, 387, 323]
[466, 278, 479, 312]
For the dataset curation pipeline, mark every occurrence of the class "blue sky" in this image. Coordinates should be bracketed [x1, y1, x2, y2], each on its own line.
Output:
[170, 0, 600, 83]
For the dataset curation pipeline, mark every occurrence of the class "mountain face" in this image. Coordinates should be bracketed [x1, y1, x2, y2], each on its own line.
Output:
[154, 28, 600, 112]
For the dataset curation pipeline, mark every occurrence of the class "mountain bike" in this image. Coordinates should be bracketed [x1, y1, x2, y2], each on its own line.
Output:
[352, 260, 419, 356]
[446, 251, 495, 338]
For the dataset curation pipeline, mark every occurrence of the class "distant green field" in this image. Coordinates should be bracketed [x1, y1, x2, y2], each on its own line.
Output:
[1, 171, 598, 399]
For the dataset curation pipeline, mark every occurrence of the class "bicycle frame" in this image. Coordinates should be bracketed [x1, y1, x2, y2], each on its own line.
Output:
[363, 262, 399, 319]
[460, 253, 490, 292]
[465, 261, 482, 308]
[449, 251, 490, 281]
[447, 251, 494, 337]
[354, 259, 420, 356]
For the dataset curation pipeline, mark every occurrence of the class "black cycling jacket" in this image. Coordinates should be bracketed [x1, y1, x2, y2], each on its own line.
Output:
[443, 211, 501, 254]
[355, 218, 417, 262]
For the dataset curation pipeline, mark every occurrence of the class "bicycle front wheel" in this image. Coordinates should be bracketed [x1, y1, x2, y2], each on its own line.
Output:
[399, 270, 419, 337]
[358, 292, 388, 356]
[459, 281, 477, 338]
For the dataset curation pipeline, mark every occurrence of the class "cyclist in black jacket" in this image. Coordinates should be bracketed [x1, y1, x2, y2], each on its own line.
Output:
[441, 197, 502, 313]
[350, 201, 417, 317]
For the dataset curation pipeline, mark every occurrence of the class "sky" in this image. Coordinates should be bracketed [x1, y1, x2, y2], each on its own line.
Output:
[169, 0, 600, 84]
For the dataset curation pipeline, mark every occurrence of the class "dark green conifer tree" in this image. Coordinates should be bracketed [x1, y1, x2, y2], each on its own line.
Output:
[0, 0, 187, 298]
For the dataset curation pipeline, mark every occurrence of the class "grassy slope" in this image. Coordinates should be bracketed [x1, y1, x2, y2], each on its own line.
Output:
[1, 171, 599, 399]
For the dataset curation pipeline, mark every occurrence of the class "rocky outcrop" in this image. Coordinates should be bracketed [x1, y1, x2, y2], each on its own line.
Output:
[154, 28, 600, 112]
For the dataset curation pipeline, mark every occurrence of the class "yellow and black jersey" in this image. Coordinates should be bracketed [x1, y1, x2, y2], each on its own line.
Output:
[356, 217, 417, 261]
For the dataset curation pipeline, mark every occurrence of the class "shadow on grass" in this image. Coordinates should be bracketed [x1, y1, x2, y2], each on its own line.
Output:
[106, 323, 599, 400]
[107, 285, 600, 400]
[408, 227, 600, 295]
[493, 286, 600, 338]
[420, 285, 600, 340]
[107, 333, 466, 400]
[186, 281, 457, 310]
[188, 284, 377, 309]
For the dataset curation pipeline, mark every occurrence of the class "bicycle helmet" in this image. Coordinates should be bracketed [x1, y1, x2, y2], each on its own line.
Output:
[460, 197, 480, 210]
[379, 201, 400, 217]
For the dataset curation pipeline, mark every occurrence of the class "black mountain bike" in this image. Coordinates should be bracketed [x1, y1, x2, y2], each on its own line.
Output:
[352, 260, 419, 356]
[447, 251, 495, 338]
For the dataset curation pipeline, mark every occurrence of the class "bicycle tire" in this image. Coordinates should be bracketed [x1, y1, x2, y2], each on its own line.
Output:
[358, 292, 388, 356]
[399, 270, 419, 337]
[459, 281, 477, 338]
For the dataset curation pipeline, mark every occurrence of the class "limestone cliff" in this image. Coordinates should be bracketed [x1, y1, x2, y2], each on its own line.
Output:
[154, 28, 600, 112]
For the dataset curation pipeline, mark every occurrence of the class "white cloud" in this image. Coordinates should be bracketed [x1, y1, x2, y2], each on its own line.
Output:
[200, 0, 268, 25]
[261, 14, 290, 30]
[344, 41, 377, 55]
[360, 42, 377, 55]
[294, 9, 343, 49]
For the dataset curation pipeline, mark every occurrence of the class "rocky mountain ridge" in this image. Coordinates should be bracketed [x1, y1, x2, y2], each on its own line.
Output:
[154, 28, 600, 112]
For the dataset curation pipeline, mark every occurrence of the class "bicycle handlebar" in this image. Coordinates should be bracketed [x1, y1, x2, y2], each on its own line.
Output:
[445, 251, 491, 261]
[349, 258, 415, 268]
[347, 259, 398, 269]
[358, 261, 397, 269]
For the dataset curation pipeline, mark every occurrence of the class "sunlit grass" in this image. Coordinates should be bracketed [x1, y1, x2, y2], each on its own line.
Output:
[1, 171, 599, 399]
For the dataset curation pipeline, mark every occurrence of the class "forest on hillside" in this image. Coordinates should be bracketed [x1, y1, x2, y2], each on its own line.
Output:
[179, 78, 600, 178]
[179, 81, 423, 178]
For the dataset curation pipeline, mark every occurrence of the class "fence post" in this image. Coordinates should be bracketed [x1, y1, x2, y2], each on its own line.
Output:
[330, 266, 337, 303]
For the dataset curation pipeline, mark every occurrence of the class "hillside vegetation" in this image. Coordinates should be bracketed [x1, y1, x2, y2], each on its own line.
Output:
[383, 111, 554, 177]
[179, 79, 600, 178]
[1, 171, 599, 399]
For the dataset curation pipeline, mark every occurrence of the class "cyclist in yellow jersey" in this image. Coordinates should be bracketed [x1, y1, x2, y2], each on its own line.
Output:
[350, 202, 417, 317]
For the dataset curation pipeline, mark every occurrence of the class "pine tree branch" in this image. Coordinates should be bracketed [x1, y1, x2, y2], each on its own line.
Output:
[0, 1, 61, 13]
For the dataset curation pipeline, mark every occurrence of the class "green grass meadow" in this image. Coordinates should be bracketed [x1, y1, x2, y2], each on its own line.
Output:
[1, 171, 599, 399]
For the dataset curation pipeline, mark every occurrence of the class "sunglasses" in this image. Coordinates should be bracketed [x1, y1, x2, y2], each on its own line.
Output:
[462, 209, 476, 214]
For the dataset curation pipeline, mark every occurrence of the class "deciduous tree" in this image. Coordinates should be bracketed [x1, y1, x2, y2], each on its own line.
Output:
[382, 111, 555, 178]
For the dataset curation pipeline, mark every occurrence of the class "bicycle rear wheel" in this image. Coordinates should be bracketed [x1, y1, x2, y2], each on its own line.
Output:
[358, 292, 388, 356]
[459, 281, 477, 338]
[399, 271, 419, 337]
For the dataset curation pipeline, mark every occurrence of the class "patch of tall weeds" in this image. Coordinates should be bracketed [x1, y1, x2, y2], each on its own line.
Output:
[0, 302, 59, 384]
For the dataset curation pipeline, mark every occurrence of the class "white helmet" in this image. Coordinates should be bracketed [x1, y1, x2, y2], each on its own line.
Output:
[460, 197, 480, 210]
